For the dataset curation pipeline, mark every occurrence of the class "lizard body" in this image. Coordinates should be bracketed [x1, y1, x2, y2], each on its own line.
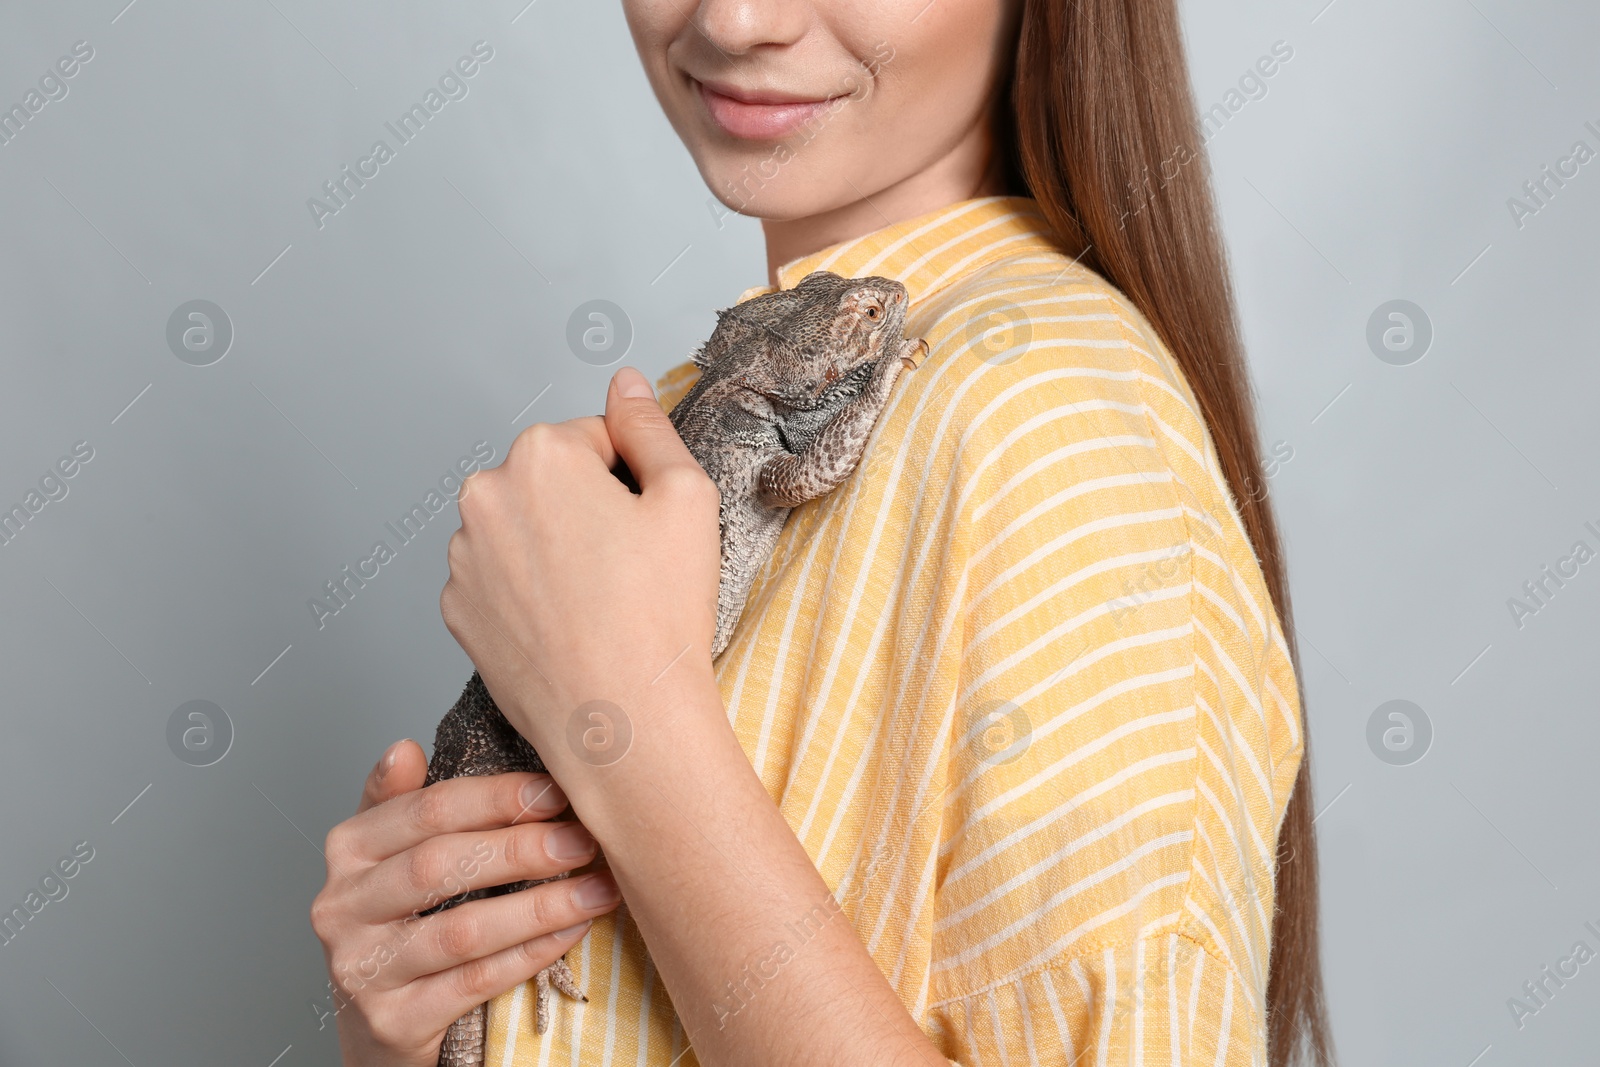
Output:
[428, 271, 924, 1066]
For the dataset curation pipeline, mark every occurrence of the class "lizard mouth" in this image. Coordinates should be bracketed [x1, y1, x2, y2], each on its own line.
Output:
[812, 357, 872, 394]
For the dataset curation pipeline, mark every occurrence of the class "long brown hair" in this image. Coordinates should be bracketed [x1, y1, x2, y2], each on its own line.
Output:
[991, 2, 1332, 1064]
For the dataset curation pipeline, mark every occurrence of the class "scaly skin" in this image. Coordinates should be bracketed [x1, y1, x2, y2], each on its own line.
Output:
[662, 270, 925, 654]
[429, 272, 923, 1066]
[425, 672, 587, 1067]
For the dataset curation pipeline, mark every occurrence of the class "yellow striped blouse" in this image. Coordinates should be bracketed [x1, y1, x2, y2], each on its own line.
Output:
[485, 195, 1302, 1065]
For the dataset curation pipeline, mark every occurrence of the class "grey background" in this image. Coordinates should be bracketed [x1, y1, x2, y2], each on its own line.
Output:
[0, 1, 1594, 1064]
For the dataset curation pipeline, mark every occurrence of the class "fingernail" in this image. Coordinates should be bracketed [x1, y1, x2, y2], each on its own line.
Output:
[553, 920, 592, 941]
[544, 823, 596, 862]
[521, 778, 567, 815]
[573, 873, 621, 910]
[377, 740, 407, 781]
[615, 366, 654, 399]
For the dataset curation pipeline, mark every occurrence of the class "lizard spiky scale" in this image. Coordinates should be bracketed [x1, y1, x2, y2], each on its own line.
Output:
[429, 271, 922, 1067]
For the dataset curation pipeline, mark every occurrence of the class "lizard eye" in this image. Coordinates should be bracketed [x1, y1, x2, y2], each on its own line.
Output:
[863, 302, 882, 320]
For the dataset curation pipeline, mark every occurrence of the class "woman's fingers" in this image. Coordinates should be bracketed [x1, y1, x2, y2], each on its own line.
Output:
[315, 752, 610, 1063]
[395, 917, 597, 1045]
[356, 739, 429, 815]
[380, 871, 620, 987]
[603, 367, 708, 495]
[331, 772, 568, 867]
[561, 415, 617, 468]
[351, 820, 600, 924]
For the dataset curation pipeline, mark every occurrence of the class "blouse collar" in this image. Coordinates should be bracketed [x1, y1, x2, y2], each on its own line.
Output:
[752, 195, 1060, 307]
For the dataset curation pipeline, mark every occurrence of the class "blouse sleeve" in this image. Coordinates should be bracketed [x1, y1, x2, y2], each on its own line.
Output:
[919, 272, 1302, 1066]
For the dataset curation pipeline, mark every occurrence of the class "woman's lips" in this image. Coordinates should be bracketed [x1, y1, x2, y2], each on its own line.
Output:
[695, 80, 846, 140]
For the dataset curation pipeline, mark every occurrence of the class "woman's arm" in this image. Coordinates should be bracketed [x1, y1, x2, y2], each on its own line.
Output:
[558, 665, 943, 1067]
[440, 366, 947, 1067]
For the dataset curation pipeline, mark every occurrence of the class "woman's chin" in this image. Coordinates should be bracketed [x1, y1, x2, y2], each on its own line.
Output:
[694, 159, 867, 224]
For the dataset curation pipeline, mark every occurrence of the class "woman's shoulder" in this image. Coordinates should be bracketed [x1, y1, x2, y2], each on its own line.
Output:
[918, 249, 1306, 831]
[902, 255, 1235, 552]
[914, 253, 1212, 452]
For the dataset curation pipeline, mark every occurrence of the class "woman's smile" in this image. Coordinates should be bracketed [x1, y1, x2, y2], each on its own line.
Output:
[626, 0, 1015, 257]
[693, 77, 851, 140]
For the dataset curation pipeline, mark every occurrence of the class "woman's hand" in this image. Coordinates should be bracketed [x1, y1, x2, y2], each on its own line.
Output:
[309, 739, 623, 1067]
[437, 366, 723, 782]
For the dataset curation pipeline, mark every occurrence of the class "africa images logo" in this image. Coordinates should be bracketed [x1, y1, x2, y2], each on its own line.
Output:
[0, 39, 94, 149]
[305, 41, 495, 230]
[307, 441, 495, 630]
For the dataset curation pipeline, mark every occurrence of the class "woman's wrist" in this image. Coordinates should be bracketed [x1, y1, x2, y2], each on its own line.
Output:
[542, 660, 740, 837]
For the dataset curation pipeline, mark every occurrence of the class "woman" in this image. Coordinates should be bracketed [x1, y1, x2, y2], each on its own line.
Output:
[309, 1, 1332, 1064]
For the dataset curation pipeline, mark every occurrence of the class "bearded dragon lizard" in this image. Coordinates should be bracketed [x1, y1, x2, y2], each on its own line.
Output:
[426, 270, 925, 1066]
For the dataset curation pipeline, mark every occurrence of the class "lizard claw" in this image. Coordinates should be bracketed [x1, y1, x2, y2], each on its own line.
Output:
[900, 337, 928, 370]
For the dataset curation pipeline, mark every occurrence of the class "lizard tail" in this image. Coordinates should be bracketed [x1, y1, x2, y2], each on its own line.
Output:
[436, 1002, 486, 1067]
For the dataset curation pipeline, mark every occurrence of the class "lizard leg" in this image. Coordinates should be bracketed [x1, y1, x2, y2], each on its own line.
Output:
[758, 352, 908, 508]
[532, 953, 587, 1033]
[535, 966, 551, 1034]
[547, 955, 587, 1002]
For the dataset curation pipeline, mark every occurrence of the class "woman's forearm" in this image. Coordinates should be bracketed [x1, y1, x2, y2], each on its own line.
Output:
[544, 667, 944, 1067]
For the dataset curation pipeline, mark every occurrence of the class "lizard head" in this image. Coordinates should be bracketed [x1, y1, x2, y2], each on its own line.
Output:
[731, 270, 921, 409]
